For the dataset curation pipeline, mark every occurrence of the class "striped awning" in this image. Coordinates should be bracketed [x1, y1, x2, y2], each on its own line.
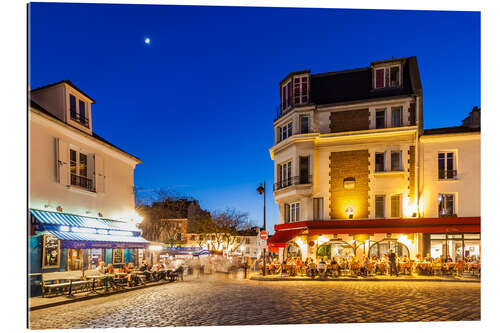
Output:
[45, 230, 149, 249]
[30, 209, 140, 232]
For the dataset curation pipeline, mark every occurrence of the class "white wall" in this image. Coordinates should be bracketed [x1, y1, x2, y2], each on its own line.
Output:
[420, 133, 480, 218]
[29, 109, 140, 221]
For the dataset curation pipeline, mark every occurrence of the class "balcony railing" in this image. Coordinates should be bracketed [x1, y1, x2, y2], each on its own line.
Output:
[273, 175, 312, 191]
[71, 173, 94, 192]
[275, 92, 310, 120]
[438, 169, 457, 180]
[70, 112, 89, 128]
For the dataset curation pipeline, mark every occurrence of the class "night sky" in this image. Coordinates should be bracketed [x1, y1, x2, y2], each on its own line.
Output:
[29, 3, 480, 232]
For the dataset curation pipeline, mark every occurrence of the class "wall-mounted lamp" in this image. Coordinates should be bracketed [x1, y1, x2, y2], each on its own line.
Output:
[56, 206, 63, 212]
[345, 207, 354, 219]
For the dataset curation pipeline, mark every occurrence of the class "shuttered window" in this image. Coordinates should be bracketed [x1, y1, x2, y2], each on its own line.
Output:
[375, 195, 385, 218]
[390, 195, 401, 218]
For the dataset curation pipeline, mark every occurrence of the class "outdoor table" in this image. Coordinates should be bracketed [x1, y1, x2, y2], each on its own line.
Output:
[86, 275, 105, 294]
[66, 276, 82, 298]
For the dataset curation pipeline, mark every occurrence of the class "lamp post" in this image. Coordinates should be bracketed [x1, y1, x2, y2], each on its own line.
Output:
[257, 182, 266, 276]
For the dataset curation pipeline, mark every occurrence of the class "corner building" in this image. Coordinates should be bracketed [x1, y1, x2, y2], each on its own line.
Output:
[268, 57, 480, 262]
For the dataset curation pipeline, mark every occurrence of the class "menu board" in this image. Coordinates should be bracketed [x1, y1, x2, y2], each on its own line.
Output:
[113, 249, 124, 264]
[42, 234, 60, 268]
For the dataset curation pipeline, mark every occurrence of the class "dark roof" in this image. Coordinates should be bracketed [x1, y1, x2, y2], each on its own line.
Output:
[309, 57, 421, 106]
[423, 126, 480, 135]
[31, 80, 96, 103]
[30, 100, 142, 162]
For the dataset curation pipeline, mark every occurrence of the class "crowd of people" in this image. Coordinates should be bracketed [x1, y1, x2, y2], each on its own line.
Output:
[257, 251, 481, 278]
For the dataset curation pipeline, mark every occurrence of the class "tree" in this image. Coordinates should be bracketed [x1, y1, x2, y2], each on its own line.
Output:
[210, 208, 254, 252]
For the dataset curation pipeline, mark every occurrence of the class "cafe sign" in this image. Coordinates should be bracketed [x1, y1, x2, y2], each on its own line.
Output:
[42, 233, 60, 268]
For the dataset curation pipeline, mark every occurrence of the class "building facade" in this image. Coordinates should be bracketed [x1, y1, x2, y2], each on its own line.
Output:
[29, 80, 146, 295]
[267, 58, 480, 262]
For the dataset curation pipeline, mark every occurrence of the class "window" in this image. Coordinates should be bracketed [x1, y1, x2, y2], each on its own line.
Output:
[376, 109, 386, 129]
[69, 148, 93, 191]
[438, 194, 455, 217]
[278, 122, 293, 142]
[294, 76, 309, 105]
[281, 81, 292, 110]
[375, 69, 385, 88]
[375, 195, 385, 218]
[389, 66, 400, 87]
[390, 194, 401, 218]
[391, 106, 403, 127]
[375, 153, 385, 172]
[391, 151, 402, 171]
[277, 161, 292, 189]
[290, 202, 300, 222]
[313, 198, 324, 220]
[245, 238, 250, 244]
[374, 65, 401, 89]
[70, 94, 76, 117]
[300, 116, 309, 134]
[438, 152, 456, 179]
[299, 156, 310, 184]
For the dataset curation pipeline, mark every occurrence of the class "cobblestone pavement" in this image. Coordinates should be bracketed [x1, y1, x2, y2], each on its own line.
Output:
[29, 275, 480, 329]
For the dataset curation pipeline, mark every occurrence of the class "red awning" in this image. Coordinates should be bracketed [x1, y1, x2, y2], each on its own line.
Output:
[268, 228, 304, 248]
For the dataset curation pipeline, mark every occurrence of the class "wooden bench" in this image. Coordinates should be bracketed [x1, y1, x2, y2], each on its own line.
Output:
[41, 271, 91, 297]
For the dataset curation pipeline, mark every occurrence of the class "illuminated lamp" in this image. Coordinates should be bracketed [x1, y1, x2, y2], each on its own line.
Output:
[345, 207, 354, 219]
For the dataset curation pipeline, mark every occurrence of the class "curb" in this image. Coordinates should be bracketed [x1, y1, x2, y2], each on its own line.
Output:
[249, 276, 481, 283]
[29, 280, 177, 311]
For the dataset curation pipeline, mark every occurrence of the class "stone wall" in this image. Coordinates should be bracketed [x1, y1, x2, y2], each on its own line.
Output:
[330, 109, 369, 133]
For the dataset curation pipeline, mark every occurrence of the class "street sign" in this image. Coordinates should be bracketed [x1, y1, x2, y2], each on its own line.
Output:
[259, 230, 268, 240]
[258, 238, 268, 249]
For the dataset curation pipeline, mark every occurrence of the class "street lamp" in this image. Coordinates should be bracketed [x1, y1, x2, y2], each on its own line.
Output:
[257, 182, 267, 276]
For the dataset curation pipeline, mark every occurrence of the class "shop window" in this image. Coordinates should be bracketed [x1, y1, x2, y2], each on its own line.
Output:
[67, 249, 83, 271]
[88, 248, 104, 269]
[285, 242, 302, 259]
[318, 241, 355, 260]
[368, 239, 409, 259]
[112, 249, 124, 264]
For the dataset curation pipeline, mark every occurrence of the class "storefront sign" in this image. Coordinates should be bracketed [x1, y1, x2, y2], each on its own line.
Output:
[113, 249, 124, 264]
[42, 233, 60, 268]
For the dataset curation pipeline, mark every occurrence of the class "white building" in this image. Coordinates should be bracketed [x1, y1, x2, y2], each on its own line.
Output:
[29, 80, 146, 295]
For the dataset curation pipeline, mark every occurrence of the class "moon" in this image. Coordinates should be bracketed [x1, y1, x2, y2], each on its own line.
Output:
[144, 37, 151, 45]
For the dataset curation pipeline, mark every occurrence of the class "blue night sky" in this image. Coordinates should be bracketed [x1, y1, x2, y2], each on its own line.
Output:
[29, 3, 480, 232]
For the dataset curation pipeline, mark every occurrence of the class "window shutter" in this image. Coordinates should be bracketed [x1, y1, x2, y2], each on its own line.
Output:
[95, 155, 105, 193]
[56, 138, 70, 186]
[88, 154, 96, 192]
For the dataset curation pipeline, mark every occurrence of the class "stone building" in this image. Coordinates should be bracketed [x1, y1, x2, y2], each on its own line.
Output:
[267, 57, 480, 262]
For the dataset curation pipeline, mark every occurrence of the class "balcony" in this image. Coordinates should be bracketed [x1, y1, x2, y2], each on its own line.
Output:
[71, 173, 94, 192]
[275, 92, 310, 120]
[274, 175, 312, 191]
[438, 169, 457, 180]
[70, 111, 89, 128]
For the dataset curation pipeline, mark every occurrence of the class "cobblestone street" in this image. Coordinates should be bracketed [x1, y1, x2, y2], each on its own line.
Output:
[29, 275, 480, 329]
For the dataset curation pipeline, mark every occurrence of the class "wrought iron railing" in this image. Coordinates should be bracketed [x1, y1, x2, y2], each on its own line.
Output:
[273, 175, 312, 191]
[71, 173, 94, 191]
[438, 169, 457, 180]
[70, 112, 89, 127]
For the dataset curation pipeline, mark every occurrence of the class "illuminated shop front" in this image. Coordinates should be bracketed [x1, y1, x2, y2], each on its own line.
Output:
[29, 209, 149, 295]
[269, 217, 480, 261]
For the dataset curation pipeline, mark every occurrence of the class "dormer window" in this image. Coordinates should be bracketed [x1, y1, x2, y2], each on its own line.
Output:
[280, 74, 309, 112]
[374, 64, 401, 89]
[69, 94, 89, 127]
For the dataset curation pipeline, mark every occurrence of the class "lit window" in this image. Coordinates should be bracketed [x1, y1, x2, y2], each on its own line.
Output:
[290, 202, 300, 222]
[375, 195, 385, 218]
[391, 151, 402, 171]
[438, 194, 455, 217]
[390, 194, 401, 218]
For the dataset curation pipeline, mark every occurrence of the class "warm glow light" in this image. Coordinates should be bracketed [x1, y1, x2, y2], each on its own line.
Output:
[149, 245, 163, 252]
[345, 207, 355, 219]
[240, 245, 245, 252]
[317, 236, 329, 245]
[72, 227, 97, 234]
[397, 234, 413, 249]
[59, 226, 70, 232]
